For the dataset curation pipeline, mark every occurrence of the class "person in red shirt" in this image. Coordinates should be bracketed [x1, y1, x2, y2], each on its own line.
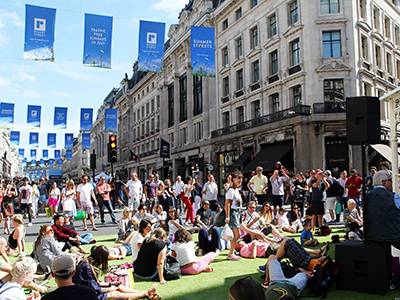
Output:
[345, 169, 363, 215]
[97, 176, 118, 225]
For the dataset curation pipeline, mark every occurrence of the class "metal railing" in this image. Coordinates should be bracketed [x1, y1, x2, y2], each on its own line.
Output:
[313, 102, 346, 113]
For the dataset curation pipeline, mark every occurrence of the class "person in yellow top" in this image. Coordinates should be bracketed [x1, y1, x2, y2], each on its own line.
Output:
[247, 166, 268, 205]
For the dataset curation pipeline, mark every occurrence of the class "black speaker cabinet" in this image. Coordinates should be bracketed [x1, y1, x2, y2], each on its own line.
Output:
[346, 96, 381, 145]
[335, 240, 389, 295]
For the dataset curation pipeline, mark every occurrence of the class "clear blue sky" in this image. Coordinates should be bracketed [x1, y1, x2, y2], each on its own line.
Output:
[0, 0, 188, 158]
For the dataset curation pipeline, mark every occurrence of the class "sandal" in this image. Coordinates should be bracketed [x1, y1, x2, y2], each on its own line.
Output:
[148, 293, 162, 300]
[320, 242, 330, 256]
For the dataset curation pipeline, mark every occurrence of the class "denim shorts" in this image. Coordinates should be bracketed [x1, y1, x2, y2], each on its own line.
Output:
[122, 243, 132, 256]
[229, 208, 241, 229]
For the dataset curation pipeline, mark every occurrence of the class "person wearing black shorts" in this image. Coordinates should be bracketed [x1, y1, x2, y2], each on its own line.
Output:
[310, 169, 329, 233]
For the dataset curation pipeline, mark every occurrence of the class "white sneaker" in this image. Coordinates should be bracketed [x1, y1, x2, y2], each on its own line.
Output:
[27, 222, 33, 227]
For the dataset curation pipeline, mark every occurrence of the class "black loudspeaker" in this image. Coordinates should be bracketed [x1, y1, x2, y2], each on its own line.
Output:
[335, 240, 389, 295]
[346, 96, 381, 144]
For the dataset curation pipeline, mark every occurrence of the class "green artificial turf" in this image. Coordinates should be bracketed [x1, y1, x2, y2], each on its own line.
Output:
[8, 227, 400, 299]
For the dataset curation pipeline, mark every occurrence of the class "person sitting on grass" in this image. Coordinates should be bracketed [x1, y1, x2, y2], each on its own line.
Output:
[171, 229, 218, 275]
[275, 207, 301, 233]
[263, 254, 314, 298]
[228, 276, 266, 300]
[34, 225, 63, 272]
[131, 204, 156, 231]
[348, 221, 363, 241]
[167, 207, 184, 238]
[153, 204, 167, 229]
[287, 204, 303, 229]
[117, 207, 133, 242]
[235, 239, 271, 259]
[191, 200, 212, 233]
[63, 213, 96, 245]
[342, 199, 363, 232]
[6, 214, 25, 256]
[300, 222, 319, 246]
[131, 220, 152, 262]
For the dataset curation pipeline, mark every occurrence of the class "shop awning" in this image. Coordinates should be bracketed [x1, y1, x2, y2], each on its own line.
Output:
[227, 148, 253, 172]
[243, 140, 292, 172]
[370, 144, 400, 163]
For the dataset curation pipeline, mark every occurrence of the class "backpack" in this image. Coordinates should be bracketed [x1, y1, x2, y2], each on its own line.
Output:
[334, 180, 344, 197]
[307, 257, 338, 299]
[280, 261, 300, 278]
[319, 224, 331, 236]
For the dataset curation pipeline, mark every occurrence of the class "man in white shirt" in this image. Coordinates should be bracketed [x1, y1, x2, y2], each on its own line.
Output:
[173, 176, 185, 214]
[124, 172, 142, 216]
[18, 177, 33, 227]
[270, 170, 289, 218]
[77, 175, 98, 231]
[202, 175, 218, 211]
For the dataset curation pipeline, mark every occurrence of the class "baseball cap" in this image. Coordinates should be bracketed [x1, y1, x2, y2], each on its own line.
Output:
[51, 254, 76, 276]
[315, 169, 323, 174]
[351, 169, 357, 174]
[324, 170, 331, 176]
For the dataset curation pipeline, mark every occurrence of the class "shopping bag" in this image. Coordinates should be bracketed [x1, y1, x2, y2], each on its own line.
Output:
[74, 210, 86, 220]
[221, 224, 234, 240]
[116, 269, 134, 288]
[45, 207, 51, 218]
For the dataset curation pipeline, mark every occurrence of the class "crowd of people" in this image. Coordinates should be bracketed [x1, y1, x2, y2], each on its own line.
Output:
[0, 159, 399, 300]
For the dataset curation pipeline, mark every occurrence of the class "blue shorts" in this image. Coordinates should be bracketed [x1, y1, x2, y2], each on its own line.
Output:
[39, 195, 47, 204]
[122, 243, 132, 256]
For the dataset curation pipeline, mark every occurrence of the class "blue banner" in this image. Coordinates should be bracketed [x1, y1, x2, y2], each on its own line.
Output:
[40, 159, 44, 166]
[10, 131, 20, 146]
[65, 133, 73, 148]
[0, 102, 15, 126]
[191, 26, 216, 77]
[83, 13, 113, 68]
[19, 149, 25, 158]
[66, 149, 72, 160]
[27, 105, 41, 128]
[30, 149, 37, 159]
[105, 109, 117, 132]
[57, 159, 63, 166]
[31, 170, 35, 178]
[42, 170, 46, 178]
[82, 133, 91, 149]
[24, 4, 56, 61]
[29, 132, 39, 147]
[138, 20, 165, 73]
[80, 108, 93, 131]
[54, 149, 60, 160]
[42, 149, 48, 159]
[47, 133, 56, 148]
[49, 159, 54, 167]
[22, 158, 27, 165]
[54, 107, 67, 130]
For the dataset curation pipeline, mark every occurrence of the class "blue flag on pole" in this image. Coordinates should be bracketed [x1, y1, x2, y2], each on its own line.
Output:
[190, 26, 216, 77]
[0, 103, 15, 126]
[40, 159, 44, 166]
[24, 4, 56, 61]
[42, 170, 46, 178]
[47, 133, 56, 148]
[49, 159, 54, 167]
[105, 109, 117, 132]
[80, 108, 93, 131]
[54, 107, 67, 130]
[65, 133, 73, 148]
[27, 105, 41, 128]
[57, 159, 63, 166]
[43, 149, 48, 159]
[18, 149, 25, 158]
[54, 149, 60, 160]
[29, 132, 39, 147]
[10, 131, 20, 146]
[66, 149, 72, 160]
[22, 158, 27, 165]
[138, 20, 166, 73]
[82, 133, 91, 149]
[30, 149, 37, 159]
[83, 13, 113, 68]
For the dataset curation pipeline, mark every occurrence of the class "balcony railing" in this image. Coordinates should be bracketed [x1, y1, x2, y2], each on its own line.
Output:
[313, 102, 346, 113]
[212, 105, 311, 138]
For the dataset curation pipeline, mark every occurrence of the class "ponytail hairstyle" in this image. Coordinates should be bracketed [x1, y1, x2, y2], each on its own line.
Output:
[146, 228, 165, 243]
[11, 252, 37, 278]
[34, 225, 51, 253]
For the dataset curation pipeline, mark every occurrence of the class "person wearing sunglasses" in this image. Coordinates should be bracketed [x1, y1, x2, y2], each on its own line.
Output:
[33, 225, 62, 272]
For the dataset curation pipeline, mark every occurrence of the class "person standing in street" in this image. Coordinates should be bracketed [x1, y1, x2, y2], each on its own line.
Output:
[18, 177, 33, 227]
[76, 175, 98, 231]
[144, 174, 158, 214]
[324, 170, 338, 223]
[202, 175, 218, 211]
[96, 176, 117, 225]
[173, 176, 185, 214]
[248, 166, 268, 206]
[124, 172, 142, 216]
[345, 169, 363, 216]
[38, 178, 48, 213]
[269, 170, 289, 219]
[311, 169, 330, 233]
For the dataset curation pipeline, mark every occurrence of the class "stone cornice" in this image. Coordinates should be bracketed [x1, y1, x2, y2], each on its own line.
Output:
[316, 60, 352, 73]
[282, 24, 304, 39]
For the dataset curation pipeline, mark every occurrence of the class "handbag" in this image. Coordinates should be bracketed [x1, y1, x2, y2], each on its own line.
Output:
[45, 206, 51, 218]
[163, 255, 181, 280]
[74, 210, 86, 220]
[221, 224, 234, 240]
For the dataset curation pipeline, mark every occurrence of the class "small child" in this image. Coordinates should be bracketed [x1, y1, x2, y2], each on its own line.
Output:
[348, 221, 363, 241]
[275, 207, 300, 233]
[300, 222, 319, 246]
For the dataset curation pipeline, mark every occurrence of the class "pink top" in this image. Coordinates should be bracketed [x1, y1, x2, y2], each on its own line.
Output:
[240, 241, 270, 258]
[97, 183, 110, 201]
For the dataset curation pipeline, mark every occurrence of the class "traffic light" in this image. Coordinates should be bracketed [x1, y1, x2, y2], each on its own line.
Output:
[108, 135, 118, 163]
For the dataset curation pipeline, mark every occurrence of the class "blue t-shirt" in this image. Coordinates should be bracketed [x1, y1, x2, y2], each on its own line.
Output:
[366, 175, 374, 191]
[300, 229, 313, 244]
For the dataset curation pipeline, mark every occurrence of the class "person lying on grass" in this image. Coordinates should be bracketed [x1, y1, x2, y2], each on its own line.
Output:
[235, 239, 271, 258]
[240, 221, 283, 244]
[171, 229, 218, 275]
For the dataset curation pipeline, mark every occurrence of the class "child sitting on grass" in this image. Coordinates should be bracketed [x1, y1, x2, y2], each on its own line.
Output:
[300, 222, 319, 246]
[275, 207, 300, 233]
[348, 221, 363, 241]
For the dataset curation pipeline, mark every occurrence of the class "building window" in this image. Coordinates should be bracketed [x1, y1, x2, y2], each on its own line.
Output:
[363, 82, 372, 96]
[223, 76, 229, 96]
[251, 27, 259, 49]
[361, 35, 368, 60]
[395, 26, 400, 46]
[289, 1, 299, 25]
[385, 16, 391, 39]
[179, 74, 187, 122]
[146, 103, 149, 115]
[222, 47, 228, 66]
[293, 85, 302, 106]
[222, 19, 228, 30]
[252, 100, 261, 118]
[236, 69, 244, 90]
[270, 50, 278, 75]
[397, 60, 400, 79]
[373, 7, 380, 30]
[323, 31, 341, 58]
[269, 14, 277, 37]
[235, 8, 242, 20]
[157, 95, 160, 108]
[324, 79, 344, 103]
[146, 121, 150, 134]
[236, 106, 244, 123]
[252, 60, 259, 83]
[180, 128, 187, 146]
[359, 0, 366, 19]
[168, 83, 174, 127]
[236, 37, 243, 58]
[151, 99, 154, 111]
[251, 0, 258, 8]
[375, 45, 382, 68]
[193, 76, 202, 116]
[223, 112, 230, 127]
[271, 94, 280, 113]
[141, 106, 144, 118]
[321, 0, 339, 14]
[387, 52, 393, 74]
[291, 39, 300, 66]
